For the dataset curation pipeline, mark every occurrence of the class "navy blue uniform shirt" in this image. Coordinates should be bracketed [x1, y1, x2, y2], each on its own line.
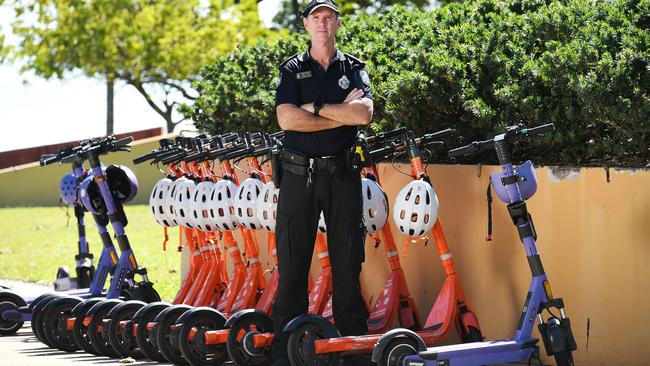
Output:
[275, 47, 373, 157]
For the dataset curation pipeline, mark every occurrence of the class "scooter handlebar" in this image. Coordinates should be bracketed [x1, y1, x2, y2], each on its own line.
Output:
[366, 127, 407, 145]
[524, 123, 555, 137]
[39, 154, 59, 166]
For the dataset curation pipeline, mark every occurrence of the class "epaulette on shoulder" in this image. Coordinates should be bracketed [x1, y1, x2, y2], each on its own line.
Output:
[279, 54, 300, 68]
[344, 53, 366, 66]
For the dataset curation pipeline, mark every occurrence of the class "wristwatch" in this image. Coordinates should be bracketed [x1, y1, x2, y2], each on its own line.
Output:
[313, 101, 324, 116]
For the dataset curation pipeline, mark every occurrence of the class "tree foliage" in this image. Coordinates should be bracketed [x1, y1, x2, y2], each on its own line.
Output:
[9, 0, 285, 132]
[272, 0, 429, 30]
[188, 0, 650, 167]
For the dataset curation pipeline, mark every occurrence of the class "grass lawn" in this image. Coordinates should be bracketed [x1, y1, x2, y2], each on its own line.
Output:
[0, 205, 182, 301]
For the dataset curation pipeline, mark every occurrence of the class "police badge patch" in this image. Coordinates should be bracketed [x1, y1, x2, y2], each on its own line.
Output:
[338, 75, 350, 90]
[359, 69, 370, 87]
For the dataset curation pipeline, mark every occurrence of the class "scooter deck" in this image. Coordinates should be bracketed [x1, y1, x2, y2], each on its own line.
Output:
[403, 338, 538, 366]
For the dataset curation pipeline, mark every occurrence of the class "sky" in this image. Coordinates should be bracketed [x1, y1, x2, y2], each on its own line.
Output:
[0, 0, 281, 153]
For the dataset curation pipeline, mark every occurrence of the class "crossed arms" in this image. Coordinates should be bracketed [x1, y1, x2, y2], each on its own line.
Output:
[276, 88, 374, 132]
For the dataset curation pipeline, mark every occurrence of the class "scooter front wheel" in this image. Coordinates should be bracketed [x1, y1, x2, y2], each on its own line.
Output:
[0, 292, 26, 336]
[42, 296, 83, 352]
[287, 322, 338, 366]
[178, 311, 228, 366]
[71, 298, 104, 354]
[134, 303, 170, 362]
[376, 337, 418, 366]
[226, 316, 273, 366]
[31, 293, 61, 345]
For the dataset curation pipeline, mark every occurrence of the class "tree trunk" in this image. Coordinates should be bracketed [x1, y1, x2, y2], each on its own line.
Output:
[166, 117, 175, 134]
[106, 77, 114, 136]
[292, 0, 300, 28]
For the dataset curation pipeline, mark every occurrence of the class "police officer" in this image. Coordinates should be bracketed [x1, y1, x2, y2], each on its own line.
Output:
[271, 0, 374, 364]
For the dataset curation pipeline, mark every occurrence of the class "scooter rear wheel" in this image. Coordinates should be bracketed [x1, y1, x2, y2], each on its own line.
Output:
[287, 322, 338, 366]
[0, 292, 26, 336]
[31, 294, 61, 345]
[134, 303, 170, 361]
[106, 301, 146, 358]
[376, 337, 418, 366]
[155, 305, 192, 364]
[42, 296, 83, 352]
[178, 311, 229, 366]
[226, 316, 273, 366]
[86, 300, 123, 357]
[71, 298, 104, 354]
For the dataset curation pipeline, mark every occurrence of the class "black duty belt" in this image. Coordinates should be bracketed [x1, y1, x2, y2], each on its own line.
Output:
[279, 149, 346, 185]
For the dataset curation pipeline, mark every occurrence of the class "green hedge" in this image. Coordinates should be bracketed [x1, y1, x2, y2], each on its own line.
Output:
[185, 0, 649, 166]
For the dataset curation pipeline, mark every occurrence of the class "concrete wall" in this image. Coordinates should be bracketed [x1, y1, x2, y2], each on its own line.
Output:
[0, 136, 171, 207]
[1, 151, 648, 364]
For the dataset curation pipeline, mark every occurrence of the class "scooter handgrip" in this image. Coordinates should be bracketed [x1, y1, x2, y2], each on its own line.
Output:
[369, 146, 395, 162]
[448, 142, 478, 158]
[113, 136, 134, 149]
[525, 123, 555, 138]
[133, 152, 158, 165]
[428, 128, 453, 140]
[160, 151, 187, 165]
[40, 154, 59, 166]
[367, 127, 407, 144]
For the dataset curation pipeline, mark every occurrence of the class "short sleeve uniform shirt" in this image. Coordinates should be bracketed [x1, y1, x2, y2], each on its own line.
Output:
[275, 47, 373, 157]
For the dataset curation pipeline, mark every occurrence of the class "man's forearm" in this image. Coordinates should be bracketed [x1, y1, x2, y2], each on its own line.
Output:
[319, 98, 373, 126]
[277, 104, 343, 132]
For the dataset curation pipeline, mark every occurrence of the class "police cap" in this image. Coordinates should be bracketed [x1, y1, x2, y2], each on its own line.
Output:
[302, 0, 339, 17]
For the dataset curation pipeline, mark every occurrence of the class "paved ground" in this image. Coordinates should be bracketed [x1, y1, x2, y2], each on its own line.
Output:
[1, 279, 544, 366]
[1, 279, 176, 366]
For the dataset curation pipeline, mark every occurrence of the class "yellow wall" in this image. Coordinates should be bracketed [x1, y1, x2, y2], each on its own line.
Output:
[356, 164, 650, 366]
[2, 151, 649, 364]
[0, 136, 172, 207]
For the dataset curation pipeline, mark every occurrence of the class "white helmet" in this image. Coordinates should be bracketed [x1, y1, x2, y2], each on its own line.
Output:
[207, 179, 239, 231]
[173, 178, 198, 228]
[190, 181, 216, 232]
[361, 178, 389, 233]
[318, 211, 327, 233]
[393, 180, 439, 237]
[256, 183, 279, 232]
[234, 178, 264, 230]
[164, 179, 180, 227]
[149, 178, 178, 227]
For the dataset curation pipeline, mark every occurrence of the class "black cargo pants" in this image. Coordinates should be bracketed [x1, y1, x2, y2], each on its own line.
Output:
[271, 160, 368, 360]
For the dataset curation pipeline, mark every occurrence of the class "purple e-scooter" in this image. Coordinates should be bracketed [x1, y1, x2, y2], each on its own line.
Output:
[0, 144, 121, 340]
[27, 137, 159, 354]
[374, 124, 577, 366]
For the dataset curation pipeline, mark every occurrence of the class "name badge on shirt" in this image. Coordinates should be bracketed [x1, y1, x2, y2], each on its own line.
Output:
[296, 71, 312, 80]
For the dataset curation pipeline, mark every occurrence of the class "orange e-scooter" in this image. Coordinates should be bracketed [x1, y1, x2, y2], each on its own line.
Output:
[284, 128, 483, 366]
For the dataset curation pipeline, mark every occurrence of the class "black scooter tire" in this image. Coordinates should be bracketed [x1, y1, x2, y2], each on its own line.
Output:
[86, 299, 123, 357]
[0, 291, 27, 336]
[71, 298, 104, 354]
[41, 296, 83, 352]
[178, 310, 228, 366]
[134, 302, 170, 361]
[31, 294, 61, 345]
[155, 305, 192, 364]
[226, 315, 273, 366]
[106, 300, 146, 358]
[287, 322, 338, 366]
